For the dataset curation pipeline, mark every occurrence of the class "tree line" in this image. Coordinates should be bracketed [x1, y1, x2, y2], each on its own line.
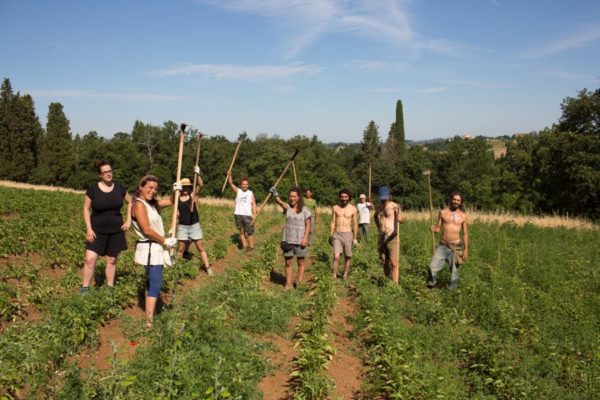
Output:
[1, 78, 598, 219]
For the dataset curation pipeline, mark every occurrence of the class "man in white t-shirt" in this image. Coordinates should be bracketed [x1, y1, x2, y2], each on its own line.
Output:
[357, 194, 373, 242]
[228, 175, 257, 251]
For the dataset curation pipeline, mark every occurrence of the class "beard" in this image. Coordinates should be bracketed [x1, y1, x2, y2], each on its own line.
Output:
[450, 203, 460, 211]
[339, 199, 349, 207]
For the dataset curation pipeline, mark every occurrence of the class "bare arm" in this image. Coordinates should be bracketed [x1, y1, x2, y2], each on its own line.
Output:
[329, 206, 336, 237]
[132, 202, 167, 244]
[301, 214, 310, 247]
[431, 211, 442, 233]
[272, 194, 288, 210]
[83, 195, 95, 242]
[122, 192, 132, 231]
[157, 192, 175, 208]
[228, 174, 238, 193]
[396, 205, 404, 224]
[251, 193, 257, 219]
[462, 217, 469, 258]
[353, 207, 358, 241]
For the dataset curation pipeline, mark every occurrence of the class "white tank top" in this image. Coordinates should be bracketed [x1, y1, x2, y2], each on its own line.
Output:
[132, 198, 168, 266]
[234, 189, 253, 216]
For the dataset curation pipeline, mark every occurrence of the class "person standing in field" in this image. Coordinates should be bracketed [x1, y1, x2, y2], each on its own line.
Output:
[227, 175, 256, 251]
[374, 186, 403, 284]
[357, 193, 373, 242]
[270, 186, 311, 289]
[176, 172, 213, 276]
[303, 188, 318, 245]
[330, 189, 358, 280]
[427, 191, 469, 289]
[131, 175, 180, 328]
[81, 160, 132, 295]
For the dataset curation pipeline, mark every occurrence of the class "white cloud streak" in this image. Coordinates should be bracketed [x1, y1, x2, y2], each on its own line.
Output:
[444, 79, 511, 89]
[26, 90, 193, 101]
[414, 87, 449, 94]
[198, 0, 456, 58]
[154, 62, 320, 80]
[527, 25, 600, 58]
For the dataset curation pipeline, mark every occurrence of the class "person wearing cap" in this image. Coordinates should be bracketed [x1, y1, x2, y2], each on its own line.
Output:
[374, 186, 404, 283]
[176, 169, 213, 276]
[330, 189, 358, 280]
[356, 194, 373, 242]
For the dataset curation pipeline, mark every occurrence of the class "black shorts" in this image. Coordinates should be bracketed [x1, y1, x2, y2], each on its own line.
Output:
[86, 231, 127, 257]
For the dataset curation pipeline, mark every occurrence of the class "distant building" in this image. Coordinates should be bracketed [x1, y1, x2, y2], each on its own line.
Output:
[512, 132, 528, 138]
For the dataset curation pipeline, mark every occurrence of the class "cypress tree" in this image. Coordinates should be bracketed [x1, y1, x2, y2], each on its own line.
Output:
[32, 102, 74, 185]
[395, 99, 406, 159]
[0, 78, 15, 178]
[14, 95, 42, 181]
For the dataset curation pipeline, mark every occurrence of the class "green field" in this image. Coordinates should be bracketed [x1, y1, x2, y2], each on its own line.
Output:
[0, 186, 598, 399]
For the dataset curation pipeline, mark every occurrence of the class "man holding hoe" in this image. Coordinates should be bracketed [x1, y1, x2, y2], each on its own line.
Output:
[228, 175, 256, 251]
[374, 186, 403, 284]
[427, 191, 469, 289]
[330, 189, 358, 280]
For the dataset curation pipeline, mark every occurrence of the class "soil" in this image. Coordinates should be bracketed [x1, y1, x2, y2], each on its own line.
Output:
[327, 286, 364, 399]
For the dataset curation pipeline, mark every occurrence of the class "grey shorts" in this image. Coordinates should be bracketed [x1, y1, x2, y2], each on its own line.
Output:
[283, 244, 308, 258]
[333, 231, 353, 258]
[234, 214, 255, 235]
[177, 222, 203, 241]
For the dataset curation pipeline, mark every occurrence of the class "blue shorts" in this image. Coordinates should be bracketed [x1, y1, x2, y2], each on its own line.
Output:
[177, 222, 203, 241]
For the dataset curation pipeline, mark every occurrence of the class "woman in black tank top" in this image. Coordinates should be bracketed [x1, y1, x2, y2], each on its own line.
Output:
[81, 160, 132, 294]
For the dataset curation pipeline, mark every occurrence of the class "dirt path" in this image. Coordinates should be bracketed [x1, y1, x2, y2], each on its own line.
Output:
[327, 286, 365, 399]
[78, 217, 282, 371]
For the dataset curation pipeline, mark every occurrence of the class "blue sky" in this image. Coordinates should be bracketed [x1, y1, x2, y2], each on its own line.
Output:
[1, 0, 599, 142]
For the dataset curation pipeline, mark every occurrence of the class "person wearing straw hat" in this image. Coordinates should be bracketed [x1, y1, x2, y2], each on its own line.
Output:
[374, 186, 403, 283]
[357, 193, 373, 243]
[176, 174, 213, 276]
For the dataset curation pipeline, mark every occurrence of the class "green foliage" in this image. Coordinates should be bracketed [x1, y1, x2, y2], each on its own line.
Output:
[2, 78, 600, 219]
[348, 219, 600, 399]
[558, 88, 600, 135]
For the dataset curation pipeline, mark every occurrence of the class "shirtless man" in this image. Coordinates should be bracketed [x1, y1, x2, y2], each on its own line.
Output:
[374, 186, 404, 283]
[330, 189, 358, 280]
[427, 191, 469, 289]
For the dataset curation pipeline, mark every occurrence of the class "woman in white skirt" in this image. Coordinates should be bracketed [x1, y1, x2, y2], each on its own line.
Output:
[131, 175, 180, 328]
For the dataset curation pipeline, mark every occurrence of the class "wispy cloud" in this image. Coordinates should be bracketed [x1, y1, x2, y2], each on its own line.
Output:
[370, 88, 401, 93]
[414, 87, 449, 94]
[444, 79, 511, 89]
[198, 0, 459, 58]
[489, 0, 501, 7]
[270, 85, 296, 92]
[27, 90, 193, 101]
[345, 59, 405, 70]
[539, 70, 598, 82]
[154, 62, 320, 80]
[527, 25, 600, 58]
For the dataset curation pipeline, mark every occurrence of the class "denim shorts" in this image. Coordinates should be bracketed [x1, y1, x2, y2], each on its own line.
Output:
[177, 222, 203, 241]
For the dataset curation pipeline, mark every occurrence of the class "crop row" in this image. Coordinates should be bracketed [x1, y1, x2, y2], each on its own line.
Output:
[283, 222, 336, 400]
[0, 187, 267, 398]
[349, 220, 600, 399]
[57, 230, 307, 399]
